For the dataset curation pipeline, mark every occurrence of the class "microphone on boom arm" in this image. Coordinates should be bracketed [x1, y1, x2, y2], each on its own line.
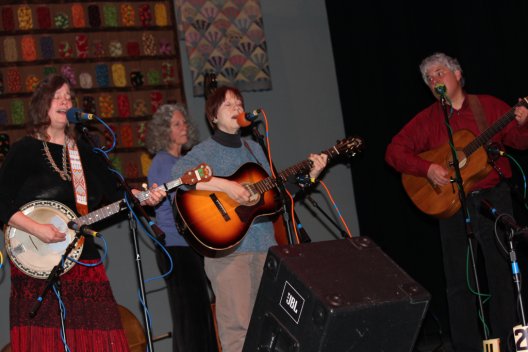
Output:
[236, 109, 261, 127]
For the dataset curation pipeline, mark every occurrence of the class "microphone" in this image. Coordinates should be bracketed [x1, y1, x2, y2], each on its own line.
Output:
[434, 83, 447, 96]
[480, 199, 527, 234]
[68, 221, 100, 237]
[66, 107, 97, 124]
[236, 109, 261, 127]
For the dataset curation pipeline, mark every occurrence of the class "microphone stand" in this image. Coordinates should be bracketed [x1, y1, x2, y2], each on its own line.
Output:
[76, 123, 163, 352]
[250, 125, 298, 245]
[506, 228, 527, 327]
[438, 94, 489, 341]
[303, 194, 348, 239]
[29, 228, 84, 350]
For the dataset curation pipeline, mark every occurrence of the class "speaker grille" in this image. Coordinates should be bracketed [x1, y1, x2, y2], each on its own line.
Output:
[244, 237, 431, 352]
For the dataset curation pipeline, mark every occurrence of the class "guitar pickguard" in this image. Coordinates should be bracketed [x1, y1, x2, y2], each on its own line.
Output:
[234, 196, 265, 223]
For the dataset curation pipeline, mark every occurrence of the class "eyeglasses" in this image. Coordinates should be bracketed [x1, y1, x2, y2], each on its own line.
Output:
[426, 70, 447, 84]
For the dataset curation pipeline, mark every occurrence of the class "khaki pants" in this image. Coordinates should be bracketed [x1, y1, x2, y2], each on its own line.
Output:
[205, 252, 267, 352]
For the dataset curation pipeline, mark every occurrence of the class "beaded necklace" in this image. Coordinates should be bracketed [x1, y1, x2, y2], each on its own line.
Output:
[42, 137, 71, 181]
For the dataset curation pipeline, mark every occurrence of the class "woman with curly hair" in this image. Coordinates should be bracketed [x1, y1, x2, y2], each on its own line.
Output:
[146, 103, 218, 352]
[0, 73, 165, 352]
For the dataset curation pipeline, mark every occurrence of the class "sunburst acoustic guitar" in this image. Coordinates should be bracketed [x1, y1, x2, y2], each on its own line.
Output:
[174, 137, 364, 257]
[4, 164, 211, 279]
[402, 97, 528, 218]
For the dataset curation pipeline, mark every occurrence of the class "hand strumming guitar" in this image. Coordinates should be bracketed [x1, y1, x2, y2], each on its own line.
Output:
[427, 163, 450, 186]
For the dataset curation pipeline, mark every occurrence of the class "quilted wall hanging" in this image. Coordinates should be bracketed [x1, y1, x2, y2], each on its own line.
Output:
[176, 0, 272, 96]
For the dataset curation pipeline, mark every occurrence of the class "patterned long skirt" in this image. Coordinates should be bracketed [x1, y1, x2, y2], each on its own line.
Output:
[10, 259, 129, 352]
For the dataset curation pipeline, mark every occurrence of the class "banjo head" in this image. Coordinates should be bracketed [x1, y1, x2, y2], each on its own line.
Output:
[4, 200, 84, 279]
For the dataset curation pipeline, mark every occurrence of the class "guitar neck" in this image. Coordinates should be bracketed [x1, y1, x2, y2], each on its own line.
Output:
[75, 177, 184, 226]
[464, 98, 528, 156]
[252, 147, 340, 194]
[250, 160, 312, 194]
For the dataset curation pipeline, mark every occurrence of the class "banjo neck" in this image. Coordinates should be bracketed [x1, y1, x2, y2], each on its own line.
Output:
[4, 163, 213, 279]
[72, 180, 183, 227]
[74, 199, 126, 227]
[73, 163, 212, 227]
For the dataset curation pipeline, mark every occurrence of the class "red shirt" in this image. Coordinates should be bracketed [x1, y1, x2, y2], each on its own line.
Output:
[386, 94, 528, 191]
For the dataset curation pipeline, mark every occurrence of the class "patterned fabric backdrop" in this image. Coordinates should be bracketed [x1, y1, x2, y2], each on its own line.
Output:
[176, 0, 272, 96]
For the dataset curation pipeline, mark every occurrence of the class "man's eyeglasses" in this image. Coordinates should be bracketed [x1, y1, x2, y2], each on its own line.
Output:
[426, 70, 447, 84]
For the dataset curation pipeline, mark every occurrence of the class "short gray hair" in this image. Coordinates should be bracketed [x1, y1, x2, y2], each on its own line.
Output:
[419, 52, 464, 86]
[145, 103, 199, 155]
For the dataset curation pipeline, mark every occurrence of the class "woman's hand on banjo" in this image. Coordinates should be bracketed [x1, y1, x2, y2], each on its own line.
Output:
[9, 211, 67, 243]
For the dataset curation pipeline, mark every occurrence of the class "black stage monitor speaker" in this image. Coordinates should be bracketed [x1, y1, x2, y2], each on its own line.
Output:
[243, 237, 431, 352]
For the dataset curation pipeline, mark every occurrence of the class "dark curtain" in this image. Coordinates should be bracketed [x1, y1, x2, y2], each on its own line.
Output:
[326, 0, 528, 338]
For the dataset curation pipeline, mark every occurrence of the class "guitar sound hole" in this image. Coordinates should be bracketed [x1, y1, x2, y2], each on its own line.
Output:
[243, 183, 261, 206]
[447, 151, 467, 169]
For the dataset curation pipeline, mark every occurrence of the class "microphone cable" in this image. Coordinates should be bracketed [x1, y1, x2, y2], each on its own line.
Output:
[79, 113, 172, 335]
[259, 109, 353, 242]
[318, 180, 352, 238]
[53, 284, 72, 352]
[122, 191, 174, 333]
[499, 151, 528, 212]
[259, 109, 303, 244]
[66, 235, 109, 267]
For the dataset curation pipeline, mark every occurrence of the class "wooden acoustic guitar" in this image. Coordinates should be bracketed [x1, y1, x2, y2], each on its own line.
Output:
[402, 97, 528, 218]
[174, 136, 364, 257]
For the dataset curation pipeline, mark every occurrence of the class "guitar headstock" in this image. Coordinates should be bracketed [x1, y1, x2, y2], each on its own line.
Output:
[324, 136, 365, 161]
[181, 163, 213, 185]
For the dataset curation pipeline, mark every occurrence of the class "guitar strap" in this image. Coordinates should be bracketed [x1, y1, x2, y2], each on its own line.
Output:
[467, 94, 489, 133]
[468, 94, 506, 175]
[66, 138, 89, 215]
[243, 140, 263, 166]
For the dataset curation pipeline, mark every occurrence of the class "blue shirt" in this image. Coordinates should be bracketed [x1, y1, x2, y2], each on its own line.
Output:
[147, 150, 188, 247]
[171, 135, 276, 253]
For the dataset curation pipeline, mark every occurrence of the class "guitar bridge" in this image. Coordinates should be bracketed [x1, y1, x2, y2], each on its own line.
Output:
[427, 179, 442, 194]
[209, 193, 231, 221]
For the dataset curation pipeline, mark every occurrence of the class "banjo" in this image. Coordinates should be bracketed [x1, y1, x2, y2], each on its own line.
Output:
[4, 163, 212, 279]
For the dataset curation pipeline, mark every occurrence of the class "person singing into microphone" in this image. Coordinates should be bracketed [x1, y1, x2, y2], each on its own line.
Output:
[385, 53, 528, 351]
[0, 73, 166, 352]
[171, 86, 328, 352]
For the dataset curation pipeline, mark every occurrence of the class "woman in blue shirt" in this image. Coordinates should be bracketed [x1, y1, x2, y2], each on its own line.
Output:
[146, 104, 218, 352]
[171, 87, 328, 352]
